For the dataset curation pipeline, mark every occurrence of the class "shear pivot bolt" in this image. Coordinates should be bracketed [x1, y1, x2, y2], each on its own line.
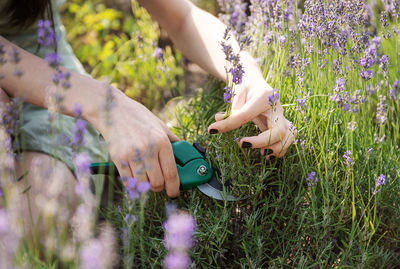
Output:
[197, 165, 208, 176]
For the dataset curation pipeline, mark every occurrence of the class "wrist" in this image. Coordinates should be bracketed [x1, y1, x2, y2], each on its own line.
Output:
[83, 82, 126, 132]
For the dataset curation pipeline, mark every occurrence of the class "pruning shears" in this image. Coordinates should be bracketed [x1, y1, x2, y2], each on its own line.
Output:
[90, 141, 239, 201]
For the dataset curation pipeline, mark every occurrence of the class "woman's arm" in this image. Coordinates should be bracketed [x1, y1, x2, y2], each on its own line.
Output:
[0, 35, 107, 122]
[138, 0, 266, 88]
[0, 35, 181, 197]
[138, 0, 296, 158]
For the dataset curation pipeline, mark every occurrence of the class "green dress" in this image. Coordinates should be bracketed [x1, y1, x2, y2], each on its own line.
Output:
[0, 0, 108, 173]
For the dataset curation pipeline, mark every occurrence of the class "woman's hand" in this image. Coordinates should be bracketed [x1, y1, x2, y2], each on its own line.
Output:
[89, 89, 181, 197]
[208, 81, 297, 159]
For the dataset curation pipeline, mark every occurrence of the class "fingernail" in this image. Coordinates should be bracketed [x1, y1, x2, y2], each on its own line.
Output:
[269, 156, 276, 161]
[264, 149, 274, 156]
[209, 129, 218, 134]
[242, 142, 252, 148]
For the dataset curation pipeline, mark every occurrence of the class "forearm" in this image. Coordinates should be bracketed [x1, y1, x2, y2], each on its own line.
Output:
[176, 8, 264, 86]
[139, 0, 271, 90]
[0, 36, 120, 125]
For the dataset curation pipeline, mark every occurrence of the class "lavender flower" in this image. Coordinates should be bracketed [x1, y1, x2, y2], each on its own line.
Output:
[164, 252, 191, 269]
[79, 225, 117, 269]
[45, 52, 61, 68]
[74, 152, 91, 175]
[124, 214, 137, 225]
[38, 20, 58, 47]
[73, 119, 86, 149]
[376, 174, 385, 188]
[163, 211, 196, 269]
[136, 181, 151, 193]
[51, 70, 71, 89]
[229, 63, 245, 84]
[165, 203, 178, 217]
[296, 96, 307, 112]
[343, 150, 354, 171]
[268, 89, 280, 107]
[221, 28, 245, 85]
[9, 47, 20, 64]
[164, 212, 196, 250]
[347, 121, 357, 131]
[153, 47, 164, 61]
[223, 86, 232, 103]
[125, 177, 139, 200]
[376, 95, 387, 125]
[72, 104, 87, 151]
[0, 43, 6, 65]
[306, 172, 318, 186]
[329, 78, 351, 111]
[379, 55, 388, 72]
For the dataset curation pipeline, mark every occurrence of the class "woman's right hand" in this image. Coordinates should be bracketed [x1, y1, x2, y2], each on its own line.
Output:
[89, 89, 181, 197]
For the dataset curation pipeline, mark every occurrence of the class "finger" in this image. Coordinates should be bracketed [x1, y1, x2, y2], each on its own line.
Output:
[114, 160, 133, 179]
[208, 94, 267, 133]
[164, 125, 180, 142]
[215, 112, 226, 122]
[240, 127, 281, 149]
[261, 130, 296, 158]
[252, 116, 267, 132]
[159, 144, 180, 197]
[129, 160, 150, 185]
[146, 154, 165, 192]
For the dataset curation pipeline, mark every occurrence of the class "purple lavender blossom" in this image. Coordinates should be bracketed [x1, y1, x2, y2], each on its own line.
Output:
[360, 70, 374, 81]
[229, 63, 245, 84]
[73, 119, 87, 149]
[330, 78, 351, 110]
[342, 150, 354, 171]
[74, 152, 91, 175]
[296, 96, 307, 111]
[165, 203, 178, 217]
[9, 47, 20, 64]
[306, 172, 318, 187]
[51, 70, 71, 89]
[124, 214, 138, 225]
[0, 43, 6, 65]
[164, 252, 191, 269]
[268, 89, 280, 107]
[38, 20, 58, 47]
[164, 212, 196, 250]
[153, 47, 164, 61]
[80, 240, 102, 269]
[136, 181, 151, 193]
[376, 174, 385, 188]
[125, 177, 139, 200]
[380, 55, 388, 72]
[74, 103, 83, 117]
[372, 36, 381, 47]
[223, 86, 232, 103]
[45, 52, 61, 68]
[376, 95, 387, 125]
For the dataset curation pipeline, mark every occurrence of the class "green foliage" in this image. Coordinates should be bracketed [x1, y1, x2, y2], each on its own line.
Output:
[61, 0, 184, 110]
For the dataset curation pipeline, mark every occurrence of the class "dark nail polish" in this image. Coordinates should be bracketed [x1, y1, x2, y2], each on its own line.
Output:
[209, 129, 218, 134]
[269, 156, 276, 160]
[242, 142, 252, 148]
[265, 149, 274, 156]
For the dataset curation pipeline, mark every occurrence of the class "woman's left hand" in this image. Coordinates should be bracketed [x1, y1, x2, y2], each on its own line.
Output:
[207, 81, 297, 159]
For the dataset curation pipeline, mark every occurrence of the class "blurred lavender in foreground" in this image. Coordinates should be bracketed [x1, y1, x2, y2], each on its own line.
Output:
[164, 209, 196, 269]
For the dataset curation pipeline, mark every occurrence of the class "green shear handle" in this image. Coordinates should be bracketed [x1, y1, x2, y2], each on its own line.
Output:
[90, 141, 214, 190]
